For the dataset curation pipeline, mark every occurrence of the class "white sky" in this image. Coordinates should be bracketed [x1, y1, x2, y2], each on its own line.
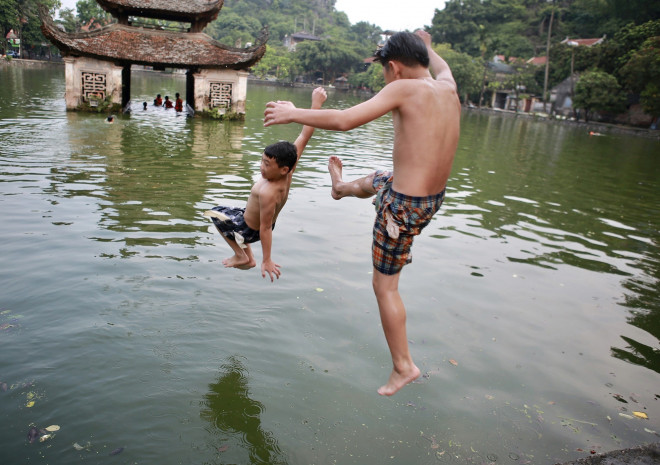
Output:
[334, 0, 445, 32]
[58, 0, 446, 31]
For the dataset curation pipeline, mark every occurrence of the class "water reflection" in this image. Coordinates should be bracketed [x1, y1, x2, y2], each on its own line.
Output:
[613, 235, 660, 373]
[45, 109, 254, 254]
[200, 356, 287, 465]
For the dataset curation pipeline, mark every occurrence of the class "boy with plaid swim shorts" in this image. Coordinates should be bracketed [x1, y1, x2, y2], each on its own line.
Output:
[265, 30, 460, 395]
[371, 170, 445, 275]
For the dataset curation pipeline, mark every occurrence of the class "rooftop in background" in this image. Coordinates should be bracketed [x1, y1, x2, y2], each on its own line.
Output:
[97, 0, 223, 31]
[560, 35, 606, 47]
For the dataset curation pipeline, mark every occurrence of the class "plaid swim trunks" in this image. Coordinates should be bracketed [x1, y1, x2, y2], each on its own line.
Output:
[206, 205, 274, 248]
[371, 171, 445, 275]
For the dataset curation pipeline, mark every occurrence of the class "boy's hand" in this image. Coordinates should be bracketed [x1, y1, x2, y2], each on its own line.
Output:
[311, 87, 327, 109]
[415, 29, 432, 48]
[264, 100, 296, 127]
[261, 258, 281, 282]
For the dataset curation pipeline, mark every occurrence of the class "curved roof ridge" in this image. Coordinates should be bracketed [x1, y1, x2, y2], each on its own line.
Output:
[97, 0, 223, 16]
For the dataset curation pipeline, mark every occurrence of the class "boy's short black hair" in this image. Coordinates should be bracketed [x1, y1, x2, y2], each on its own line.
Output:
[264, 141, 297, 171]
[373, 31, 429, 68]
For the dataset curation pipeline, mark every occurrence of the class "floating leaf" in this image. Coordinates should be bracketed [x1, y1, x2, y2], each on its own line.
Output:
[633, 411, 648, 419]
[73, 443, 84, 451]
[26, 401, 35, 408]
[448, 359, 458, 366]
[315, 288, 324, 292]
[45, 425, 60, 432]
[619, 413, 634, 419]
[39, 434, 52, 442]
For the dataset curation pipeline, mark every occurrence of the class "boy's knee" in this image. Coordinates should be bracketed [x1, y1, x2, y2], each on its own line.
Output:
[363, 172, 377, 194]
[372, 269, 399, 295]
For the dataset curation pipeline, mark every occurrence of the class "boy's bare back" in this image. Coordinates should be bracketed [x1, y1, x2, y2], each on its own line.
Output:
[387, 77, 460, 196]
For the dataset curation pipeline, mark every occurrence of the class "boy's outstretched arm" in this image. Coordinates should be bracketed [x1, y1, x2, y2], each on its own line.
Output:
[290, 87, 327, 172]
[415, 29, 457, 92]
[258, 186, 280, 282]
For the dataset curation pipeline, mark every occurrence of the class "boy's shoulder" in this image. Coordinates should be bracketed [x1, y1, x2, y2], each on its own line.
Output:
[255, 175, 289, 197]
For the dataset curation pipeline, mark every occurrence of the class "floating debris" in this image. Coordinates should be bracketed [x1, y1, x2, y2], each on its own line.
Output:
[73, 443, 84, 451]
[619, 413, 634, 420]
[109, 447, 124, 456]
[45, 425, 60, 432]
[633, 411, 649, 420]
[27, 426, 40, 443]
[448, 359, 458, 366]
[218, 445, 229, 452]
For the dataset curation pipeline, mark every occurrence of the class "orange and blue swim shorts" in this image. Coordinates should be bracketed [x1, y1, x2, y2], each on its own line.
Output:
[371, 171, 445, 275]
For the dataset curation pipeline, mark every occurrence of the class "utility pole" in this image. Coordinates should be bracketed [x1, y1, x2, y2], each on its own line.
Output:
[542, 1, 555, 114]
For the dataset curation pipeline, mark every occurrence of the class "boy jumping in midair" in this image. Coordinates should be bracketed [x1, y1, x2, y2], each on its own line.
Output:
[205, 87, 327, 282]
[264, 31, 460, 395]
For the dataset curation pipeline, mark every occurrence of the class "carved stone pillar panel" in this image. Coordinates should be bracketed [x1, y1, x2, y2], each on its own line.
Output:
[64, 57, 123, 110]
[193, 69, 248, 115]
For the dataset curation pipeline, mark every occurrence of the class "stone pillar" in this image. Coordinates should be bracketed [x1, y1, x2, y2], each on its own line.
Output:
[186, 69, 195, 111]
[63, 56, 123, 110]
[192, 69, 249, 116]
[121, 65, 131, 109]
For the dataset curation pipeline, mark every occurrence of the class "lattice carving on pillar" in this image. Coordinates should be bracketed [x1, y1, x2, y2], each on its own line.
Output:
[209, 82, 233, 109]
[81, 72, 107, 101]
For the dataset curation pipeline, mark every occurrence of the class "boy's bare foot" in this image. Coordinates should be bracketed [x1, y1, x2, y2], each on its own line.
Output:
[222, 255, 255, 269]
[377, 364, 421, 396]
[328, 156, 345, 200]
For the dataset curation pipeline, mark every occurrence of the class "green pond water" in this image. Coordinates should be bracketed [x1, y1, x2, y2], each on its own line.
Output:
[1, 64, 659, 465]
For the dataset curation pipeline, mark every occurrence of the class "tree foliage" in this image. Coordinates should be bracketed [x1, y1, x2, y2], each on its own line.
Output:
[619, 36, 660, 118]
[1, 0, 60, 56]
[433, 43, 484, 102]
[573, 70, 626, 121]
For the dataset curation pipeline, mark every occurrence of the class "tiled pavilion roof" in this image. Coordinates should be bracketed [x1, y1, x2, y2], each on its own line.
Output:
[40, 7, 267, 70]
[97, 0, 224, 24]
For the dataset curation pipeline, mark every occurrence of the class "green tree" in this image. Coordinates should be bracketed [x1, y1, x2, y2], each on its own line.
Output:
[433, 43, 483, 103]
[620, 36, 660, 121]
[75, 0, 111, 26]
[251, 44, 296, 81]
[295, 39, 360, 83]
[0, 0, 21, 53]
[56, 7, 78, 32]
[1, 0, 61, 57]
[573, 70, 626, 122]
[349, 62, 385, 92]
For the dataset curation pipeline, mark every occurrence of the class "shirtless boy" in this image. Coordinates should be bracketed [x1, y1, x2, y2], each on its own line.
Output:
[205, 87, 327, 282]
[264, 30, 460, 395]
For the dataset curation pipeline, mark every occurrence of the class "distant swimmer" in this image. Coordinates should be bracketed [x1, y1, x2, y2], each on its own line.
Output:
[174, 93, 183, 112]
